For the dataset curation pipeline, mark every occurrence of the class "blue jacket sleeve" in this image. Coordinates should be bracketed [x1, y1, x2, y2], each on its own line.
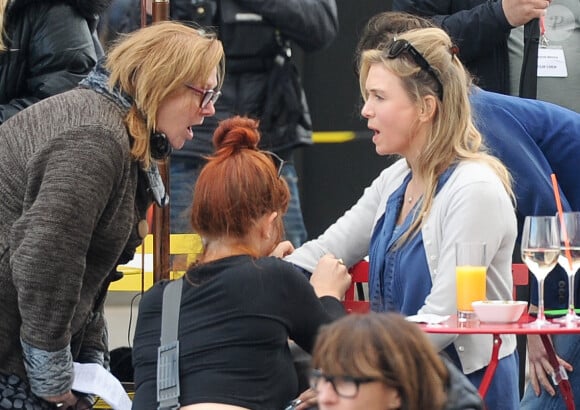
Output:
[470, 88, 580, 309]
[392, 0, 512, 63]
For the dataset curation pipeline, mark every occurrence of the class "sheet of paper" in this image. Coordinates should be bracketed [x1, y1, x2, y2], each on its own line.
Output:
[119, 253, 153, 272]
[72, 362, 132, 410]
[406, 313, 450, 324]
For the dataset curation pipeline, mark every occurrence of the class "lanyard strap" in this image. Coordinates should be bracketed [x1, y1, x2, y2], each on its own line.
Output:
[519, 18, 541, 99]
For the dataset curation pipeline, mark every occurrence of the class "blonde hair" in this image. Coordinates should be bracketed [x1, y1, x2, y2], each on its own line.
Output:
[359, 27, 513, 244]
[312, 313, 449, 410]
[106, 21, 225, 168]
[0, 0, 10, 52]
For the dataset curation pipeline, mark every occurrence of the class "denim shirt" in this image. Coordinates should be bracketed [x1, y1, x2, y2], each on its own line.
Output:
[368, 168, 454, 315]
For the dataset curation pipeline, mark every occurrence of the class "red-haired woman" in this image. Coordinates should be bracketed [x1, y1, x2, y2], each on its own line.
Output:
[132, 116, 351, 410]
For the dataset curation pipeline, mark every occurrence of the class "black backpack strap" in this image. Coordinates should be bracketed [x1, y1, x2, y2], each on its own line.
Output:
[157, 279, 183, 410]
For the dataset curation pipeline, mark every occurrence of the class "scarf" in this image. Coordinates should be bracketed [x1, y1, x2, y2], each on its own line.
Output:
[79, 60, 169, 207]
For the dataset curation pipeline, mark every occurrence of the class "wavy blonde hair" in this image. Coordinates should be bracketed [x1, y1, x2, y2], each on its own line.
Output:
[106, 21, 225, 168]
[359, 27, 514, 244]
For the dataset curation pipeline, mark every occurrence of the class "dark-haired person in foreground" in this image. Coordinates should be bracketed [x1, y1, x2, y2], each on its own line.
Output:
[308, 313, 483, 410]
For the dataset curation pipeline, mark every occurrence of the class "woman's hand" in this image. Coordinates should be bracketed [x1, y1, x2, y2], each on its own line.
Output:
[270, 240, 295, 258]
[45, 391, 93, 409]
[44, 391, 78, 409]
[310, 254, 351, 299]
[295, 388, 318, 410]
[527, 334, 573, 396]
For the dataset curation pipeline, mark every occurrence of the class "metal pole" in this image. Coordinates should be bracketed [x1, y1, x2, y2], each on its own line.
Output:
[150, 0, 172, 283]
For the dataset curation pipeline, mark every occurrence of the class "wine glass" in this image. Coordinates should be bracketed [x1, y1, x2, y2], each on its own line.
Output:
[554, 212, 580, 324]
[521, 215, 561, 328]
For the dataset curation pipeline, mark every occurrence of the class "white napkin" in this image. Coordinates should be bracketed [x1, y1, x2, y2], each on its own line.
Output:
[406, 313, 450, 324]
[72, 362, 132, 410]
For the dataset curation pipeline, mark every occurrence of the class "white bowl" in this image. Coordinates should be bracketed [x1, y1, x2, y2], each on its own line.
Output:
[472, 300, 528, 323]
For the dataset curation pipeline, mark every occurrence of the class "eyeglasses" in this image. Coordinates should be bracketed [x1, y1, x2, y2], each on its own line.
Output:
[387, 39, 444, 100]
[310, 369, 380, 398]
[262, 150, 285, 177]
[185, 84, 222, 108]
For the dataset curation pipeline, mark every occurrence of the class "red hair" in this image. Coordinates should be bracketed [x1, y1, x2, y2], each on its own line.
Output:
[190, 116, 290, 243]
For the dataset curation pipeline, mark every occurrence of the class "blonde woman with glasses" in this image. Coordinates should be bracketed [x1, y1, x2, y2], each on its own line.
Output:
[0, 21, 224, 409]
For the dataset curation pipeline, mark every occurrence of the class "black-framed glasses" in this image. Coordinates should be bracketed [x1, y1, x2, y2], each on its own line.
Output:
[262, 150, 285, 177]
[310, 369, 380, 398]
[185, 84, 222, 108]
[387, 39, 444, 100]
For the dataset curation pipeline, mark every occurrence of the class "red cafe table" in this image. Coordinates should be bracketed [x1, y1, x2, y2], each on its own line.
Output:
[421, 314, 579, 410]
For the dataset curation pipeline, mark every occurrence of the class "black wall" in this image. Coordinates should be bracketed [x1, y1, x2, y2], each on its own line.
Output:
[297, 0, 395, 240]
[304, 0, 391, 132]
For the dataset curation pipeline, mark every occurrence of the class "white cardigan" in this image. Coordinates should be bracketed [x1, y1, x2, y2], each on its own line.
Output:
[287, 158, 517, 374]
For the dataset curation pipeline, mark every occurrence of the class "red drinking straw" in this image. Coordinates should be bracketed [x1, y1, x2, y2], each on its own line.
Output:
[551, 173, 573, 268]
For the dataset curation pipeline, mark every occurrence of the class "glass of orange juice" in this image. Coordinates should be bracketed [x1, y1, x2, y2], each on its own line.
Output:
[455, 242, 487, 321]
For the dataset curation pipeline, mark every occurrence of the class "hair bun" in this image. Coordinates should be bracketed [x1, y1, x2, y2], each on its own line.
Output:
[213, 116, 261, 155]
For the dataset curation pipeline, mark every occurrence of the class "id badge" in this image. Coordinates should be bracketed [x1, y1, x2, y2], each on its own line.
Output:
[538, 46, 568, 77]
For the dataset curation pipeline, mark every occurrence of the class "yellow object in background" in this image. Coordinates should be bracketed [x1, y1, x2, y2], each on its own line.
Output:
[109, 234, 203, 292]
[456, 265, 487, 312]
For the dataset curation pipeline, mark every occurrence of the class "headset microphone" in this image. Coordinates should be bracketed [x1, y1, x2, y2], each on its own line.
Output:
[150, 131, 172, 160]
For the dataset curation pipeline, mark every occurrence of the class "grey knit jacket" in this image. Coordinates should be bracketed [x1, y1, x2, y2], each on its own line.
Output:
[0, 87, 148, 395]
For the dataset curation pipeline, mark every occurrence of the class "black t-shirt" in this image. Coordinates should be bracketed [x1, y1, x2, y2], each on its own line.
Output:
[132, 255, 344, 410]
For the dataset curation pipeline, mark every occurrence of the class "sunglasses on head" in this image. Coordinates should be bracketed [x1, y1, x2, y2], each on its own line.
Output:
[262, 150, 285, 178]
[185, 84, 222, 108]
[387, 39, 444, 101]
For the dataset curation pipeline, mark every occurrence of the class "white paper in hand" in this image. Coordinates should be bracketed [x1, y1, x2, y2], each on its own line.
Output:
[72, 362, 132, 410]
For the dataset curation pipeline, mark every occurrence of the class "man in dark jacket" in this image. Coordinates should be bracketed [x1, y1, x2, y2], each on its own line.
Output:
[392, 0, 550, 94]
[164, 0, 338, 247]
[0, 0, 111, 124]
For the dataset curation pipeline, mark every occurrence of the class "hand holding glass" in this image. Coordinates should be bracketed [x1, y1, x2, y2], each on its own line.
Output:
[521, 215, 560, 328]
[456, 242, 487, 321]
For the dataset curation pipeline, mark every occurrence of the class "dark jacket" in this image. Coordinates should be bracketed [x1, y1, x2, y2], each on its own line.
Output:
[0, 0, 111, 123]
[167, 0, 339, 159]
[392, 0, 512, 94]
[443, 356, 484, 410]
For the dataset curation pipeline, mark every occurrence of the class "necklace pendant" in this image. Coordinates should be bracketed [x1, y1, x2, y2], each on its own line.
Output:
[407, 196, 413, 203]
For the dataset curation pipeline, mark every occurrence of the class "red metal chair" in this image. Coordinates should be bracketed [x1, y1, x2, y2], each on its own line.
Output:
[343, 260, 370, 313]
[512, 262, 530, 400]
[512, 263, 529, 299]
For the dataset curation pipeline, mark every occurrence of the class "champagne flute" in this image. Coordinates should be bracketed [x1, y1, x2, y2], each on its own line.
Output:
[554, 212, 580, 324]
[521, 215, 560, 328]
